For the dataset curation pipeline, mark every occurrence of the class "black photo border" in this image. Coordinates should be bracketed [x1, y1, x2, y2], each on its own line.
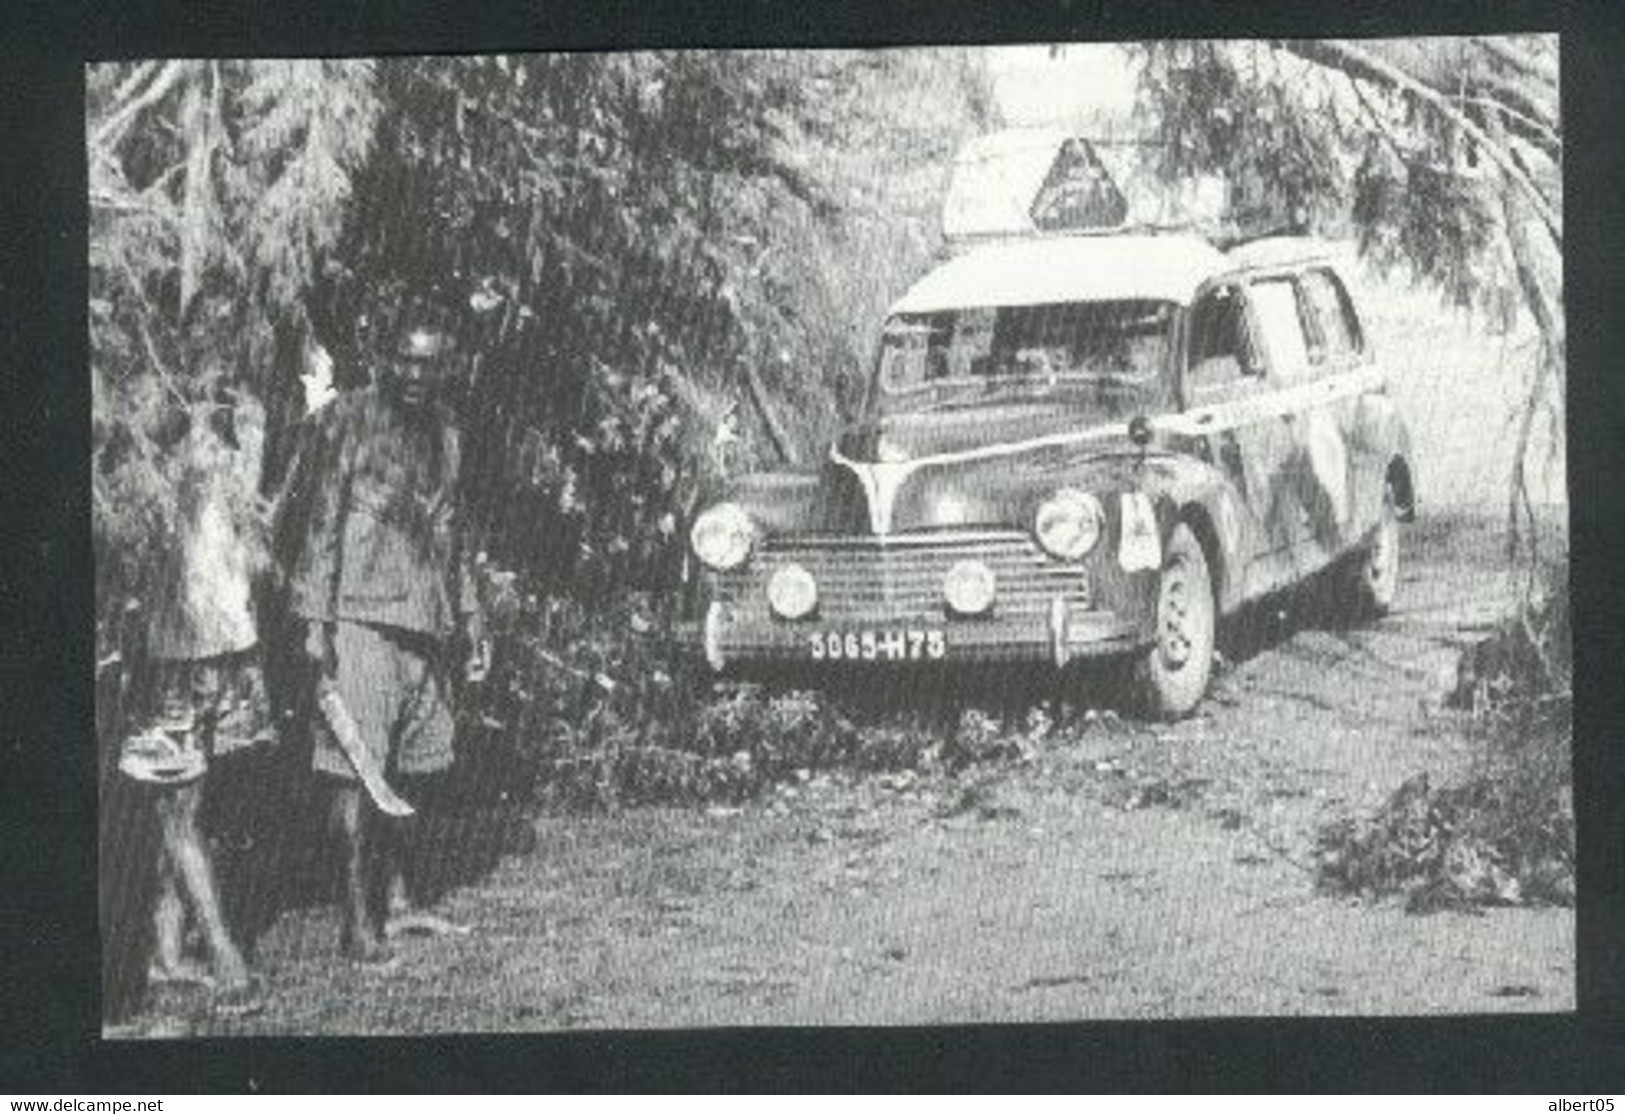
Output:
[3, 0, 1619, 1093]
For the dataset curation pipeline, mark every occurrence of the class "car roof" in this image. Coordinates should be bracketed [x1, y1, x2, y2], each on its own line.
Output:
[1223, 235, 1352, 272]
[888, 233, 1232, 316]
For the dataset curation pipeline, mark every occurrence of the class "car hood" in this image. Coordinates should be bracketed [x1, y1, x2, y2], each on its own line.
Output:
[718, 400, 1166, 538]
[839, 399, 1142, 462]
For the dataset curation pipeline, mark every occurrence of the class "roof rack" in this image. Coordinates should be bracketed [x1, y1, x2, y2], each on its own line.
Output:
[1210, 221, 1313, 252]
[936, 220, 1214, 259]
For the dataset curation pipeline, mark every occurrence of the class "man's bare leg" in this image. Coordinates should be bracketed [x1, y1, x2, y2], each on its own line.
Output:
[151, 844, 184, 971]
[155, 779, 250, 991]
[330, 781, 391, 962]
[148, 841, 211, 984]
[382, 778, 467, 938]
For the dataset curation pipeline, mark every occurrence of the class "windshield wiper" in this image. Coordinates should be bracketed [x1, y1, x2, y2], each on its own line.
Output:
[905, 374, 1148, 413]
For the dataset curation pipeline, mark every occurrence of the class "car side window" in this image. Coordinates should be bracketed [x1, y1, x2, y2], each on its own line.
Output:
[1247, 276, 1314, 384]
[1298, 267, 1365, 363]
[1186, 284, 1255, 393]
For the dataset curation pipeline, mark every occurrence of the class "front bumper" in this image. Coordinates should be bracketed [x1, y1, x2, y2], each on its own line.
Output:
[678, 598, 1143, 673]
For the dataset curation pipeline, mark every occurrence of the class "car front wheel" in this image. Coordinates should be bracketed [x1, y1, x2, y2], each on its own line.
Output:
[1131, 521, 1217, 720]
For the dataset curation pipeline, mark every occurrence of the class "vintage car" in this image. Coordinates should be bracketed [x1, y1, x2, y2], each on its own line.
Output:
[679, 230, 1415, 717]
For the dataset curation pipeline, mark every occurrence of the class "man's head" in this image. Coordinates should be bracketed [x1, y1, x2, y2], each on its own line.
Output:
[385, 321, 456, 412]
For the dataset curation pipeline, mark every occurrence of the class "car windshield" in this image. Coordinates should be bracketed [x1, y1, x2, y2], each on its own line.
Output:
[873, 299, 1175, 415]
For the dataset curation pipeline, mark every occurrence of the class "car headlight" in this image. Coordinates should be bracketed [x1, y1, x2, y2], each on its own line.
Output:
[690, 502, 756, 571]
[767, 563, 818, 619]
[1035, 488, 1104, 560]
[943, 559, 996, 616]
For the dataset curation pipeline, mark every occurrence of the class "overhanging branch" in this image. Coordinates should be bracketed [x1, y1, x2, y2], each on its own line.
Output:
[102, 62, 159, 117]
[1274, 38, 1561, 249]
[1473, 35, 1559, 92]
[91, 59, 189, 153]
[1450, 93, 1561, 162]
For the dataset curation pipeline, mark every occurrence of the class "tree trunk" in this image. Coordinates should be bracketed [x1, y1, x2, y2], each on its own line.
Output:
[178, 70, 215, 317]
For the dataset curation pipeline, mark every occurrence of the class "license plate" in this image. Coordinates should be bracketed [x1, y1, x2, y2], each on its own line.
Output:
[807, 629, 946, 662]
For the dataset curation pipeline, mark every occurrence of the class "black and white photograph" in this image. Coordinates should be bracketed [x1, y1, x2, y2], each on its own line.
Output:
[89, 36, 1572, 1039]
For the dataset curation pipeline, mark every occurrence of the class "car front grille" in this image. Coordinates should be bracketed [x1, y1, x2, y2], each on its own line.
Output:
[712, 531, 1090, 622]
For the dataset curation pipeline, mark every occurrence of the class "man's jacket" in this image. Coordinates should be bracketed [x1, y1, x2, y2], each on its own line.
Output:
[281, 385, 476, 639]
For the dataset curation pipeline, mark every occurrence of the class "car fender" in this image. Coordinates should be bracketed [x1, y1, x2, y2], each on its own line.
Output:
[1038, 450, 1247, 631]
[1137, 452, 1251, 614]
[1349, 387, 1417, 527]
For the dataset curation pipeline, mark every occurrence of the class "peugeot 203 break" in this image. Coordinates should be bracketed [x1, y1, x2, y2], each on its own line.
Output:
[680, 231, 1415, 718]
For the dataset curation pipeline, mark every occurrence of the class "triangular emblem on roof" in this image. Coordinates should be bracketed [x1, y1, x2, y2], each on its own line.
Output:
[942, 129, 1129, 247]
[1029, 137, 1128, 232]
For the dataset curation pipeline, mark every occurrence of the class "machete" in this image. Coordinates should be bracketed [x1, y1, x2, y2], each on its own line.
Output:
[316, 680, 415, 817]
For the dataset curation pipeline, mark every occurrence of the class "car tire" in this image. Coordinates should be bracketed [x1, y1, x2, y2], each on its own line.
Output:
[1342, 478, 1401, 619]
[1130, 521, 1217, 720]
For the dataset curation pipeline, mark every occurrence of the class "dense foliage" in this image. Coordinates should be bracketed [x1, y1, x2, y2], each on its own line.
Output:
[1126, 40, 1570, 911]
[92, 45, 1569, 843]
[90, 61, 379, 595]
[1130, 36, 1562, 573]
[89, 51, 998, 831]
[1315, 561, 1572, 910]
[89, 52, 993, 644]
[92, 52, 994, 1021]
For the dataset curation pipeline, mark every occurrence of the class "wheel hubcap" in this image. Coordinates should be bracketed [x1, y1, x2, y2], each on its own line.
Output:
[1160, 560, 1194, 667]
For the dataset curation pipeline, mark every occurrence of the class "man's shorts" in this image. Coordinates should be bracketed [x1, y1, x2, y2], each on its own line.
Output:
[122, 651, 274, 783]
[312, 621, 455, 781]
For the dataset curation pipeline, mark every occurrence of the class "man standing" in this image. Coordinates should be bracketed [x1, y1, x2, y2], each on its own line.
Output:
[120, 386, 273, 1012]
[282, 311, 486, 963]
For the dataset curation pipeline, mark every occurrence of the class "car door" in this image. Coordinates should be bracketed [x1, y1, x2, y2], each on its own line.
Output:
[1177, 275, 1299, 603]
[1296, 264, 1383, 566]
[1242, 268, 1362, 581]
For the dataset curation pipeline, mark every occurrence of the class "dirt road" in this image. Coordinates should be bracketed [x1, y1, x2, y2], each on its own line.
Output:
[128, 511, 1572, 1036]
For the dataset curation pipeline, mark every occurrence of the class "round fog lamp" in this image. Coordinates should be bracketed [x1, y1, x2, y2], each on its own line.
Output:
[767, 563, 818, 619]
[943, 559, 996, 616]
